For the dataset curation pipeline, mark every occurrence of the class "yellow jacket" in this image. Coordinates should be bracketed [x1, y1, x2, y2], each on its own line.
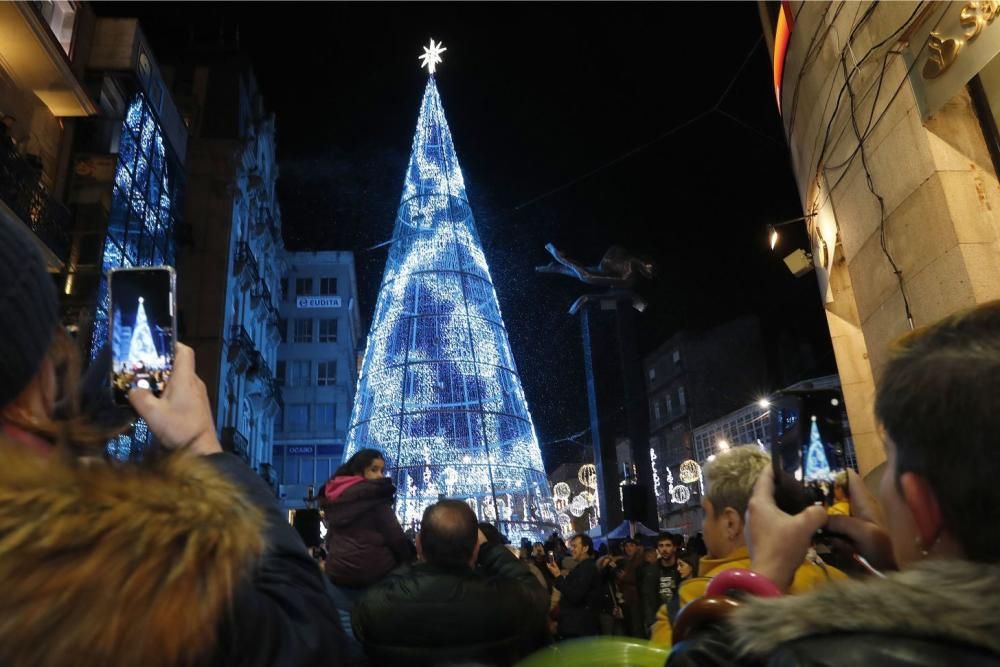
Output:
[827, 500, 851, 516]
[649, 546, 845, 646]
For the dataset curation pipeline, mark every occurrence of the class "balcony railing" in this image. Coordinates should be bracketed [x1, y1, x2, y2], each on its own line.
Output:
[228, 324, 255, 373]
[259, 462, 279, 495]
[0, 137, 72, 265]
[221, 426, 250, 464]
[234, 241, 260, 290]
[251, 279, 278, 319]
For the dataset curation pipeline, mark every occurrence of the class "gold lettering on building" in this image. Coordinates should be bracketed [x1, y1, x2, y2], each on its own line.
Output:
[924, 0, 999, 79]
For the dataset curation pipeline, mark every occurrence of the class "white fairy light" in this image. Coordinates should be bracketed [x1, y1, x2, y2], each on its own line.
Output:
[679, 459, 701, 484]
[650, 448, 661, 498]
[671, 485, 691, 504]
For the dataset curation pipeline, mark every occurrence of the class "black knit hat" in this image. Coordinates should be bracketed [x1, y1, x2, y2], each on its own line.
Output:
[0, 218, 60, 408]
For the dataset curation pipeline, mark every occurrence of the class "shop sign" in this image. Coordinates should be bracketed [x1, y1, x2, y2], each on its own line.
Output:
[296, 296, 342, 309]
[287, 445, 315, 456]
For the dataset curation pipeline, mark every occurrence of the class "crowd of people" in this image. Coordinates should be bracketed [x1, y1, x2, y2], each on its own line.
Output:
[3, 211, 1000, 667]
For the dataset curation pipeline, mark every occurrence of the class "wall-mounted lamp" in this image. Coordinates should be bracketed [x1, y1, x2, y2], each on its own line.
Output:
[766, 214, 817, 278]
[766, 214, 816, 250]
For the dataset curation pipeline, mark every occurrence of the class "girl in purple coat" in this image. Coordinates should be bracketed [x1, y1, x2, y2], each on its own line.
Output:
[320, 449, 413, 663]
[321, 449, 412, 586]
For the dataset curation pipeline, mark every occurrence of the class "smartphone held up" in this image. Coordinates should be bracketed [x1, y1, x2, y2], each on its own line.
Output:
[109, 267, 177, 406]
[769, 388, 853, 516]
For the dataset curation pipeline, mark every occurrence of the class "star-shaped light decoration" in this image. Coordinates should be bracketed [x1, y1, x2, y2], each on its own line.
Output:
[418, 38, 447, 74]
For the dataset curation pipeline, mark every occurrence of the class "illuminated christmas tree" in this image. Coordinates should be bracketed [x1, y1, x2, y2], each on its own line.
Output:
[804, 416, 833, 481]
[127, 297, 159, 367]
[343, 41, 556, 540]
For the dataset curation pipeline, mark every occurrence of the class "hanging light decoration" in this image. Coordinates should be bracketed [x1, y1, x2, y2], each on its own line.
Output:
[671, 485, 692, 504]
[679, 460, 702, 484]
[578, 464, 598, 489]
[650, 448, 662, 497]
[553, 482, 572, 500]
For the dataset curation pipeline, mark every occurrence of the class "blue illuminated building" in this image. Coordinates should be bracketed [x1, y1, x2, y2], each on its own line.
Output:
[343, 77, 556, 540]
[166, 57, 285, 483]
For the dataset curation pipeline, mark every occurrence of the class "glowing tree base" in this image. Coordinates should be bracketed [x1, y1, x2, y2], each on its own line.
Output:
[343, 74, 556, 541]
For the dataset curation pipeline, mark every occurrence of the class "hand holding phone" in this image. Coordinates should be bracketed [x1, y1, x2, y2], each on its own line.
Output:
[128, 343, 221, 456]
[825, 469, 896, 571]
[109, 267, 176, 405]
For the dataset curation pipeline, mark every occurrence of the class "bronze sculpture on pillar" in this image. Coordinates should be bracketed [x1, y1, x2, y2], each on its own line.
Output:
[536, 243, 658, 535]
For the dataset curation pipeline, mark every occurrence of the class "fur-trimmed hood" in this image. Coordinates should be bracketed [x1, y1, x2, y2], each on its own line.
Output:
[729, 559, 1000, 658]
[0, 438, 266, 667]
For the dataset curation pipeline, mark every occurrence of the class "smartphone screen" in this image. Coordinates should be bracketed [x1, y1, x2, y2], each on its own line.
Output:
[770, 389, 849, 509]
[109, 267, 176, 405]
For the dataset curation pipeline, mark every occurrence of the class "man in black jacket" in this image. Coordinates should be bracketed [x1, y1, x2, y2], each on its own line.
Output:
[546, 533, 603, 639]
[352, 500, 549, 666]
[641, 533, 681, 633]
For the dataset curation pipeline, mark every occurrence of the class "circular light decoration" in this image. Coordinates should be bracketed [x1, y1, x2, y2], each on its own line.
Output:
[558, 513, 573, 532]
[553, 482, 572, 500]
[570, 494, 588, 517]
[671, 485, 692, 504]
[580, 490, 595, 506]
[578, 464, 598, 489]
[679, 460, 702, 484]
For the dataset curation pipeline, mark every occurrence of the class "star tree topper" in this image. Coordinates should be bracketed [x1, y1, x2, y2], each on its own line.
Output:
[419, 38, 447, 74]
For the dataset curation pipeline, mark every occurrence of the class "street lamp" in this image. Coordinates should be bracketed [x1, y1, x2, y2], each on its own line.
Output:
[766, 214, 815, 250]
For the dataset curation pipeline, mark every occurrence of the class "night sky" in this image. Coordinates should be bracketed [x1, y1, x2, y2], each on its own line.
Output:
[95, 3, 835, 468]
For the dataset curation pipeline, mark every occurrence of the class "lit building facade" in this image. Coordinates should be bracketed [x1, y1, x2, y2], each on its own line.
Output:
[762, 1, 1000, 480]
[0, 2, 96, 276]
[644, 317, 768, 530]
[165, 56, 284, 479]
[0, 8, 188, 459]
[69, 19, 188, 458]
[273, 251, 362, 510]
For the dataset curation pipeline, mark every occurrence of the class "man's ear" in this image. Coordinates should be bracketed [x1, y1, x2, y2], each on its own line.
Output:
[722, 506, 744, 541]
[899, 472, 944, 549]
[470, 542, 481, 567]
[416, 533, 425, 562]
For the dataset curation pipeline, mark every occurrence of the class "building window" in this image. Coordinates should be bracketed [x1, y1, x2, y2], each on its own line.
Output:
[665, 394, 674, 419]
[296, 278, 313, 296]
[285, 404, 309, 431]
[289, 360, 311, 387]
[37, 0, 77, 57]
[320, 277, 338, 295]
[275, 360, 286, 386]
[318, 361, 337, 386]
[672, 350, 681, 364]
[280, 278, 288, 301]
[653, 400, 661, 422]
[648, 367, 656, 382]
[315, 403, 336, 431]
[319, 318, 338, 343]
[293, 318, 312, 343]
[274, 407, 283, 432]
[678, 386, 686, 412]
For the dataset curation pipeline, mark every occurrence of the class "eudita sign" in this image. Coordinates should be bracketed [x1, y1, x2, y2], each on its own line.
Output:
[296, 296, 342, 309]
